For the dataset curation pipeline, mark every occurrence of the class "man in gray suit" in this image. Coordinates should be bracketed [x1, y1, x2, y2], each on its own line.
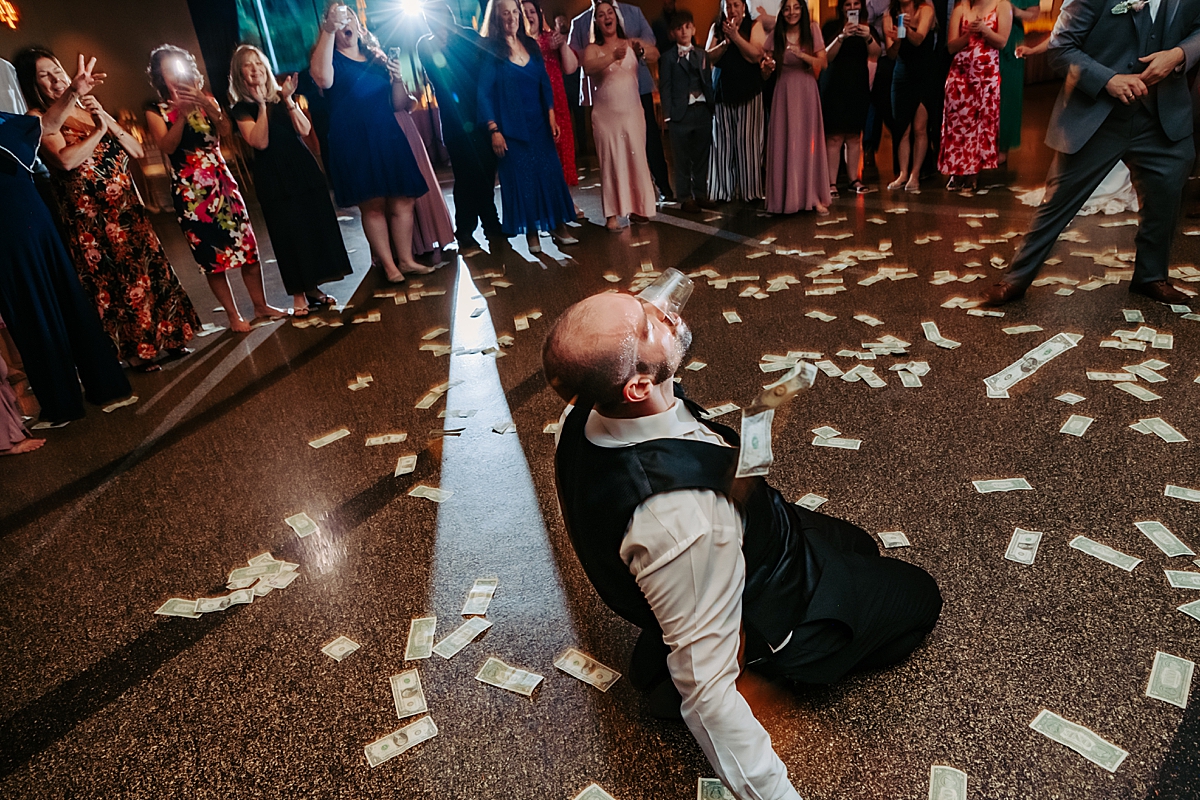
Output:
[984, 0, 1200, 306]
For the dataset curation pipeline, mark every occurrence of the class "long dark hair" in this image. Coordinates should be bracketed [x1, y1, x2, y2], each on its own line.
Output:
[147, 44, 205, 101]
[482, 0, 543, 58]
[889, 0, 929, 21]
[521, 0, 548, 33]
[714, 0, 751, 43]
[592, 0, 627, 45]
[773, 0, 813, 64]
[13, 46, 60, 112]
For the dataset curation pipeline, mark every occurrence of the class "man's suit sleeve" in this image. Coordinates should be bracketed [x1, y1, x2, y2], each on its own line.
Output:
[622, 490, 803, 800]
[1046, 0, 1117, 98]
[660, 57, 676, 121]
[1179, 12, 1200, 71]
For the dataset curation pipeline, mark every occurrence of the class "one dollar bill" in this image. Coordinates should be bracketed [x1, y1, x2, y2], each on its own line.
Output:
[973, 478, 1033, 493]
[1134, 521, 1194, 557]
[928, 765, 967, 800]
[1005, 528, 1043, 565]
[432, 617, 492, 659]
[1166, 484, 1200, 503]
[1070, 536, 1142, 572]
[1145, 651, 1194, 709]
[554, 648, 622, 691]
[405, 616, 436, 660]
[573, 784, 618, 800]
[390, 668, 428, 718]
[1165, 570, 1200, 589]
[364, 716, 438, 768]
[461, 577, 499, 616]
[475, 657, 544, 696]
[697, 777, 736, 799]
[1030, 709, 1128, 773]
[736, 409, 774, 478]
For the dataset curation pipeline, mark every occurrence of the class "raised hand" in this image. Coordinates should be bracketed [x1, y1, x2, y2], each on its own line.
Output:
[322, 3, 350, 33]
[71, 54, 107, 97]
[280, 73, 299, 100]
[722, 17, 739, 39]
[613, 43, 629, 61]
[549, 30, 566, 49]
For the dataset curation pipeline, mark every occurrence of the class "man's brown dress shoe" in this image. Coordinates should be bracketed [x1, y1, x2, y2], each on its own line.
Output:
[1129, 280, 1189, 304]
[981, 282, 1026, 306]
[680, 199, 701, 214]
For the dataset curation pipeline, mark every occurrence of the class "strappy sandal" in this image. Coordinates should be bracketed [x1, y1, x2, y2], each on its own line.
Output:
[851, 180, 870, 194]
[829, 183, 840, 199]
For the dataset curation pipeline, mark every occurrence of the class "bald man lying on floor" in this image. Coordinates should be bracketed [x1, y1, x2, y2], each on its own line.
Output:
[542, 284, 943, 800]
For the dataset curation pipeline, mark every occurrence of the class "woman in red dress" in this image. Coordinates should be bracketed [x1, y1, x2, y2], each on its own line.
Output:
[522, 0, 580, 200]
[936, 0, 1011, 191]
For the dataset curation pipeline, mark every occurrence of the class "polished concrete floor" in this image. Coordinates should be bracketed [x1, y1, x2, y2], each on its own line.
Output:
[2, 87, 1198, 799]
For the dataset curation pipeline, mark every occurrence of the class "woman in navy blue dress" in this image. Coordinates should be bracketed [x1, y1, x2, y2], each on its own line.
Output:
[310, 3, 431, 282]
[0, 66, 131, 424]
[478, 0, 578, 255]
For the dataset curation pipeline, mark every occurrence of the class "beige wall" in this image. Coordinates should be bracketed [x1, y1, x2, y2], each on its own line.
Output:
[1, 0, 204, 118]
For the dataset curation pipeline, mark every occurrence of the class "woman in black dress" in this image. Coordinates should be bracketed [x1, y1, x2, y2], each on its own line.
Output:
[228, 45, 352, 317]
[0, 58, 131, 424]
[883, 0, 939, 192]
[820, 0, 880, 196]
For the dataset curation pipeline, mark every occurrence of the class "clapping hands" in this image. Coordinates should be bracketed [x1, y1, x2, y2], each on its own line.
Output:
[612, 43, 629, 61]
[280, 73, 299, 100]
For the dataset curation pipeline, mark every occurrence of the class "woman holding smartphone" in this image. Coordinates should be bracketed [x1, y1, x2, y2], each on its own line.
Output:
[310, 3, 431, 282]
[820, 0, 880, 196]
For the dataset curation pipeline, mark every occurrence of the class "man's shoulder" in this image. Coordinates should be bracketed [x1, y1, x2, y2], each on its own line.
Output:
[619, 2, 651, 21]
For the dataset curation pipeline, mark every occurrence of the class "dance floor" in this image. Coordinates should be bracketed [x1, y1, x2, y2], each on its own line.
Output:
[1, 86, 1197, 799]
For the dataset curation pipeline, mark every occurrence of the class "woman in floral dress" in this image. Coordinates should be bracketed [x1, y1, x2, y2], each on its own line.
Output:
[522, 0, 579, 192]
[16, 47, 200, 371]
[936, 0, 1011, 191]
[144, 45, 284, 333]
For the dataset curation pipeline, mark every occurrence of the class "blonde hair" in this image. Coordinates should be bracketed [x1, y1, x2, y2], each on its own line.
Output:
[228, 44, 281, 105]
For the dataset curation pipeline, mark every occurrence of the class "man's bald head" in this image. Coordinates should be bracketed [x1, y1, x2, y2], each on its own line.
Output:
[542, 292, 692, 409]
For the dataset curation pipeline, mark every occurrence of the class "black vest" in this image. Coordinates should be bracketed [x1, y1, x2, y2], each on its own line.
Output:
[554, 397, 818, 660]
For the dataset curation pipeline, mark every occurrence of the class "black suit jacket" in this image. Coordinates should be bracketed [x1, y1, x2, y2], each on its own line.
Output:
[1046, 0, 1200, 152]
[658, 44, 715, 122]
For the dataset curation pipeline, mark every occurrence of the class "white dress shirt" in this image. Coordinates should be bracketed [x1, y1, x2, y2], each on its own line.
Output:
[557, 400, 804, 800]
[1148, 0, 1161, 22]
[0, 59, 26, 115]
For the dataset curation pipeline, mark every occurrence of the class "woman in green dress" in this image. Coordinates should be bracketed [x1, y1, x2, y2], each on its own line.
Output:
[996, 0, 1039, 164]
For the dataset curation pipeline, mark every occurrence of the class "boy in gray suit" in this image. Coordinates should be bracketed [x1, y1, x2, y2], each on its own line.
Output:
[984, 0, 1200, 306]
[659, 11, 718, 214]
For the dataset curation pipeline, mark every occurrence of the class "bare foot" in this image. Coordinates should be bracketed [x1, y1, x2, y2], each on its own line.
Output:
[904, 176, 921, 193]
[887, 174, 908, 190]
[399, 262, 436, 275]
[292, 304, 309, 317]
[1, 437, 46, 455]
[815, 203, 829, 216]
[253, 306, 288, 319]
[230, 317, 252, 333]
[605, 217, 622, 232]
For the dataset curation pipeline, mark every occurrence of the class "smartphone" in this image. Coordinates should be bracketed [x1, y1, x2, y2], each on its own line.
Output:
[847, 9, 859, 25]
[388, 47, 403, 63]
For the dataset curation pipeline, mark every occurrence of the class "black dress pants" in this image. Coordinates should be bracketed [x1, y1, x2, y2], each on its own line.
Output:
[1004, 103, 1193, 290]
[754, 509, 943, 685]
[445, 131, 502, 243]
[641, 92, 673, 198]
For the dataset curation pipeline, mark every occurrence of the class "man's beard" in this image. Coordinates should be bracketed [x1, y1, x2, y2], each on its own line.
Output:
[651, 321, 693, 385]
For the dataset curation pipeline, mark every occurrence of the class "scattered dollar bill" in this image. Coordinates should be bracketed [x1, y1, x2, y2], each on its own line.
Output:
[1060, 415, 1094, 437]
[812, 426, 841, 439]
[409, 485, 453, 503]
[1166, 485, 1200, 503]
[796, 493, 828, 510]
[1005, 528, 1043, 565]
[921, 321, 961, 349]
[405, 616, 436, 660]
[805, 310, 837, 322]
[366, 433, 407, 446]
[701, 403, 740, 418]
[984, 333, 1080, 396]
[309, 428, 351, 448]
[899, 370, 923, 388]
[266, 570, 299, 589]
[878, 532, 910, 548]
[228, 562, 284, 584]
[1145, 651, 1194, 709]
[1070, 536, 1142, 572]
[928, 765, 967, 800]
[854, 314, 884, 326]
[1178, 599, 1200, 622]
[492, 421, 516, 435]
[737, 409, 775, 478]
[391, 669, 429, 718]
[554, 648, 622, 691]
[723, 311, 742, 324]
[1135, 521, 1194, 557]
[285, 512, 320, 538]
[973, 478, 1033, 493]
[1139, 418, 1187, 443]
[1114, 382, 1161, 402]
[573, 784, 618, 800]
[322, 636, 361, 661]
[102, 395, 139, 413]
[1124, 365, 1167, 383]
[697, 778, 737, 800]
[433, 617, 492, 659]
[685, 361, 707, 371]
[462, 578, 499, 616]
[813, 436, 862, 450]
[1056, 393, 1086, 404]
[421, 327, 449, 340]
[1087, 371, 1136, 381]
[475, 656, 544, 696]
[154, 598, 201, 618]
[394, 455, 418, 477]
[1030, 709, 1128, 773]
[1165, 570, 1200, 589]
[364, 716, 438, 768]
[1122, 309, 1145, 323]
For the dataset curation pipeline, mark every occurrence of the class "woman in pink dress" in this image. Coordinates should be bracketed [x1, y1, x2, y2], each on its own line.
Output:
[391, 76, 456, 266]
[522, 0, 579, 190]
[583, 0, 659, 231]
[758, 0, 830, 214]
[936, 0, 1010, 191]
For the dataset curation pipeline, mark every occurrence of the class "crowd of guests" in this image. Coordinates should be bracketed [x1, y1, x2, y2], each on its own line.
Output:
[0, 0, 1076, 456]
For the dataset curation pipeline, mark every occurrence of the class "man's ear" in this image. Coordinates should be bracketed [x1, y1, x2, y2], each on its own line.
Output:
[622, 373, 655, 404]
